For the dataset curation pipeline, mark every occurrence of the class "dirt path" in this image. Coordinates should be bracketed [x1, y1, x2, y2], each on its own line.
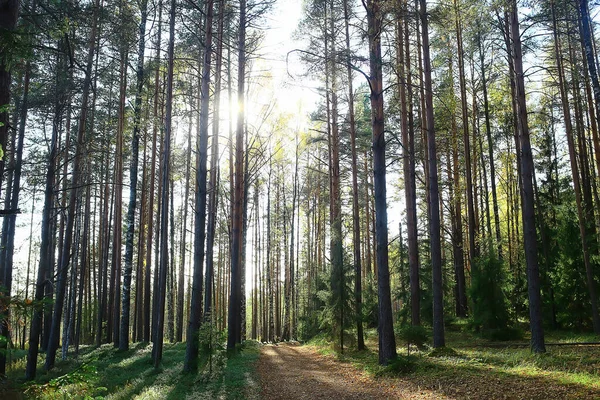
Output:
[256, 343, 440, 399]
[257, 343, 600, 399]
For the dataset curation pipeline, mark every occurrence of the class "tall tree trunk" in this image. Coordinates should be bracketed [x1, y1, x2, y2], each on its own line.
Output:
[75, 183, 91, 353]
[289, 140, 299, 340]
[448, 54, 467, 317]
[397, 1, 421, 326]
[455, 0, 478, 263]
[98, 144, 112, 345]
[184, 0, 214, 371]
[135, 124, 149, 342]
[477, 27, 502, 259]
[23, 188, 36, 350]
[577, 0, 600, 333]
[176, 106, 192, 343]
[227, 0, 246, 351]
[0, 0, 19, 199]
[580, 0, 600, 173]
[0, 43, 28, 375]
[152, 0, 175, 367]
[204, 0, 224, 323]
[26, 68, 58, 374]
[364, 153, 372, 279]
[144, 0, 162, 344]
[267, 160, 274, 342]
[167, 179, 175, 342]
[240, 133, 250, 342]
[420, 0, 445, 348]
[120, 0, 148, 351]
[366, 0, 397, 365]
[45, 0, 100, 370]
[343, 0, 364, 348]
[326, 0, 344, 352]
[112, 46, 128, 348]
[509, 1, 545, 353]
[252, 187, 259, 340]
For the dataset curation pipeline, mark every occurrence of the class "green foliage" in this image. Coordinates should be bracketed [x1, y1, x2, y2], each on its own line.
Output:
[396, 325, 429, 355]
[21, 340, 261, 399]
[198, 320, 225, 352]
[298, 272, 328, 341]
[428, 346, 460, 358]
[484, 327, 524, 342]
[376, 355, 417, 375]
[417, 254, 433, 325]
[309, 330, 600, 397]
[47, 363, 97, 389]
[390, 234, 410, 327]
[361, 274, 378, 328]
[0, 26, 33, 69]
[552, 204, 593, 331]
[303, 251, 356, 350]
[469, 254, 511, 334]
[298, 311, 321, 342]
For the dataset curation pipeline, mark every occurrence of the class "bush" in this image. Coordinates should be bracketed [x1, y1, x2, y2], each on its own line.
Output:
[428, 346, 460, 358]
[485, 327, 524, 341]
[377, 355, 417, 375]
[396, 325, 428, 355]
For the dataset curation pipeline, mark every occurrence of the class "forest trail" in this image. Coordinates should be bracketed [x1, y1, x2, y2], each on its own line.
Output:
[256, 343, 600, 399]
[257, 343, 441, 399]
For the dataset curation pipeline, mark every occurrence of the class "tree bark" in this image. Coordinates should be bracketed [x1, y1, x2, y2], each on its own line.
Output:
[477, 27, 502, 259]
[184, 0, 214, 371]
[0, 0, 19, 199]
[0, 39, 28, 374]
[577, 0, 600, 334]
[420, 0, 445, 348]
[111, 44, 128, 348]
[227, 0, 246, 351]
[120, 0, 148, 351]
[397, 2, 421, 326]
[45, 0, 100, 370]
[152, 0, 175, 367]
[509, 2, 545, 353]
[454, 0, 478, 263]
[366, 0, 397, 365]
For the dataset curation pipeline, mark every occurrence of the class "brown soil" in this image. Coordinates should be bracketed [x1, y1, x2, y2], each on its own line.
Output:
[257, 343, 441, 399]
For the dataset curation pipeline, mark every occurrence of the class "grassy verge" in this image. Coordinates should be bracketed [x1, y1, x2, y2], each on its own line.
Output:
[307, 328, 600, 398]
[8, 340, 260, 399]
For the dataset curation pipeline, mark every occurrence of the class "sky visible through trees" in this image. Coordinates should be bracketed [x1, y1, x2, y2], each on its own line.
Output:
[2, 0, 600, 389]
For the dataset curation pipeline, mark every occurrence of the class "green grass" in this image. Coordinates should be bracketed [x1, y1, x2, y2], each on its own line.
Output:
[8, 340, 261, 399]
[308, 327, 600, 398]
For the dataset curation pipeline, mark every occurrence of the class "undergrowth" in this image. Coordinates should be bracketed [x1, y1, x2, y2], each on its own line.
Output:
[13, 340, 261, 399]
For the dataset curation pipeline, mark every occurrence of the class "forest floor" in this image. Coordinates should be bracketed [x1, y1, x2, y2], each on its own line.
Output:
[6, 330, 600, 399]
[258, 331, 600, 399]
[7, 341, 261, 399]
[257, 342, 441, 399]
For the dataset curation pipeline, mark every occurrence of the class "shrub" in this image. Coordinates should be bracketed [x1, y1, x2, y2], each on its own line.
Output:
[377, 355, 417, 375]
[428, 346, 460, 358]
[485, 327, 524, 341]
[396, 325, 428, 355]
